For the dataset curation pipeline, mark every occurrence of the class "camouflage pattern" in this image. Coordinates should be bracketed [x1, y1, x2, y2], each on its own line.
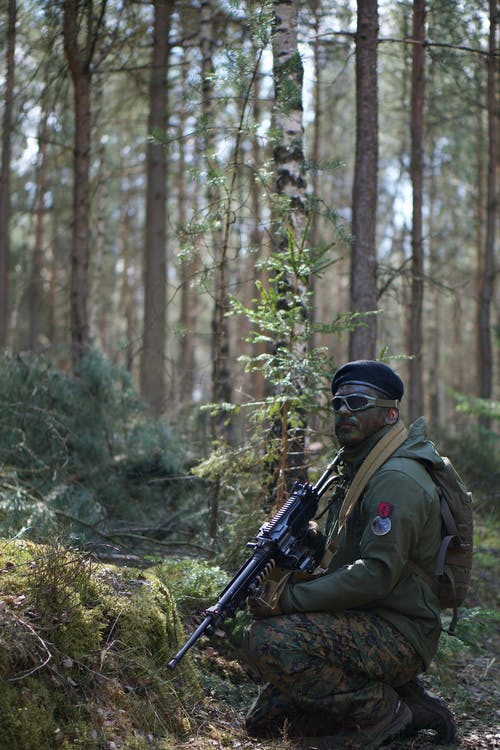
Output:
[243, 610, 423, 735]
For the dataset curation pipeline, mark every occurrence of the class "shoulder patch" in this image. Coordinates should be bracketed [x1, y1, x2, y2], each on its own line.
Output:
[371, 514, 392, 536]
[377, 501, 394, 518]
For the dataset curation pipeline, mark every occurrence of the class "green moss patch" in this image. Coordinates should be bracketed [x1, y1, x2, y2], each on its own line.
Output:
[0, 540, 201, 750]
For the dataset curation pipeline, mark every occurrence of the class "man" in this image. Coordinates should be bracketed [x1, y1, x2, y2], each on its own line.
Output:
[242, 359, 457, 749]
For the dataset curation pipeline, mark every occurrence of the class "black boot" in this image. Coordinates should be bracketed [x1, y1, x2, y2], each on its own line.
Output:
[397, 677, 457, 743]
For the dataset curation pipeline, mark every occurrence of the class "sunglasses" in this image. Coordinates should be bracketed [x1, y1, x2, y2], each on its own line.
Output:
[331, 393, 399, 413]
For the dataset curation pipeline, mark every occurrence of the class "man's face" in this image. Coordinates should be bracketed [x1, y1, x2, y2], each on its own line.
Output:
[333, 384, 394, 448]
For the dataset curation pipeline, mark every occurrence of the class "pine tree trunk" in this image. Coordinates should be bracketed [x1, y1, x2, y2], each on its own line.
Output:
[29, 100, 49, 353]
[141, 0, 172, 415]
[63, 0, 98, 369]
[349, 0, 378, 360]
[177, 61, 198, 406]
[0, 0, 16, 347]
[477, 0, 498, 424]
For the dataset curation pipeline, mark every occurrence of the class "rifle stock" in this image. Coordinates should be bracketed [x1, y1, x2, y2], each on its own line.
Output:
[167, 455, 342, 670]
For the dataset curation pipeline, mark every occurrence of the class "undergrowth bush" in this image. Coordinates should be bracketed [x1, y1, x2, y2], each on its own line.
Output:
[156, 556, 252, 668]
[0, 351, 207, 550]
[156, 558, 229, 614]
[432, 424, 500, 517]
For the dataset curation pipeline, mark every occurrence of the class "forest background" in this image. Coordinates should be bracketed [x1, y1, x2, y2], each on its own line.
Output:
[0, 1, 499, 749]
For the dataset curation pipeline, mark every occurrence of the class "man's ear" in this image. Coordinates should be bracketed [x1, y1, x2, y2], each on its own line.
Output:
[385, 408, 399, 425]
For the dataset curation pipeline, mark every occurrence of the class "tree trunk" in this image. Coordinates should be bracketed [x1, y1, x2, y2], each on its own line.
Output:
[309, 0, 322, 350]
[271, 0, 308, 499]
[408, 0, 426, 421]
[476, 0, 498, 424]
[199, 0, 232, 542]
[200, 0, 232, 429]
[177, 57, 198, 407]
[63, 0, 100, 369]
[118, 197, 137, 374]
[427, 144, 441, 429]
[349, 0, 379, 360]
[249, 40, 267, 403]
[141, 0, 172, 415]
[0, 0, 16, 347]
[29, 99, 49, 353]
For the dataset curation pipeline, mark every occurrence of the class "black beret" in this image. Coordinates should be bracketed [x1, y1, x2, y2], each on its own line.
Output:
[331, 360, 404, 401]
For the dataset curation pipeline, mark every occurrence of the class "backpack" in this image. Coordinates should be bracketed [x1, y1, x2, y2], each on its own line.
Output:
[410, 456, 474, 634]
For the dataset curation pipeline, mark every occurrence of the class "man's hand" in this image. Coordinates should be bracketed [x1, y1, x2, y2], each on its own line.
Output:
[246, 567, 292, 619]
[304, 520, 326, 566]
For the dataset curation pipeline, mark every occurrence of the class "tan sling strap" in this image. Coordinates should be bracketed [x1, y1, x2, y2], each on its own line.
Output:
[320, 421, 408, 568]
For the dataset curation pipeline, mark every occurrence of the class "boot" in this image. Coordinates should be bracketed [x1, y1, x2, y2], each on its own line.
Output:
[293, 699, 412, 750]
[245, 683, 293, 738]
[245, 686, 338, 740]
[397, 677, 457, 743]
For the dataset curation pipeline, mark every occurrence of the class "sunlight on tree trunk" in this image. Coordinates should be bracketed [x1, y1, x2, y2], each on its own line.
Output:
[408, 0, 425, 421]
[271, 0, 308, 500]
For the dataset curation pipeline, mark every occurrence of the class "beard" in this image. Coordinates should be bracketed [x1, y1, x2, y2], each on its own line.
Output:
[334, 416, 362, 446]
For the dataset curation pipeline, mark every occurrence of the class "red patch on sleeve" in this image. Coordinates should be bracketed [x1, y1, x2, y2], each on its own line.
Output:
[377, 501, 393, 519]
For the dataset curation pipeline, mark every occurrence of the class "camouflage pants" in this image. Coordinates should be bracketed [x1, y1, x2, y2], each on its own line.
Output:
[243, 611, 424, 732]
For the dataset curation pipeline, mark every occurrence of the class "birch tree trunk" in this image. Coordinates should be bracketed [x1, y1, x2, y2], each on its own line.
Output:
[349, 0, 378, 360]
[309, 0, 322, 350]
[408, 0, 425, 421]
[141, 0, 172, 415]
[0, 0, 16, 347]
[271, 0, 308, 498]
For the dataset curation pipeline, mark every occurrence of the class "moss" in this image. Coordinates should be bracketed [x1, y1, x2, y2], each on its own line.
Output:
[0, 539, 201, 749]
[0, 681, 51, 749]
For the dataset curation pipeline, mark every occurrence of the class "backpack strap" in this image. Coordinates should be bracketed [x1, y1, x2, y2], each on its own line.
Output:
[408, 555, 459, 635]
[407, 480, 462, 635]
[320, 421, 408, 568]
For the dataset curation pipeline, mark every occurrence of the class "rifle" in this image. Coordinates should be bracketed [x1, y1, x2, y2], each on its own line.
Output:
[167, 454, 343, 670]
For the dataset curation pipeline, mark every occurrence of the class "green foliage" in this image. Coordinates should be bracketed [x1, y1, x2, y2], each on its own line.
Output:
[195, 211, 359, 558]
[156, 558, 229, 614]
[0, 350, 137, 488]
[156, 556, 252, 670]
[0, 351, 203, 548]
[230, 242, 345, 413]
[454, 391, 500, 423]
[220, 229, 358, 463]
[433, 607, 500, 689]
[433, 418, 500, 516]
[451, 607, 500, 655]
[0, 470, 58, 541]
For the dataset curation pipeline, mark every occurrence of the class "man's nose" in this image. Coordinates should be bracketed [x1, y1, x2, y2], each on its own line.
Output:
[337, 400, 350, 414]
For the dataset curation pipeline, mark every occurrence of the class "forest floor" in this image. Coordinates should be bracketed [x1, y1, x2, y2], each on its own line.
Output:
[172, 523, 500, 750]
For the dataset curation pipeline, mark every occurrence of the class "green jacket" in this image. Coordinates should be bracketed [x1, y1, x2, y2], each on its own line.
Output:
[280, 417, 443, 668]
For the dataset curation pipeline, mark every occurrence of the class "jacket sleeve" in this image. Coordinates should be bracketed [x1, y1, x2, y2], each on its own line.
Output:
[279, 466, 437, 614]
